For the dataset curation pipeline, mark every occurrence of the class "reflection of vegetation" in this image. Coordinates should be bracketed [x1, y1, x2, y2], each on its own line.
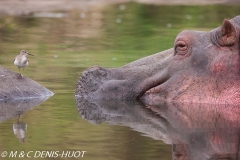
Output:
[100, 4, 240, 60]
[0, 3, 239, 159]
[0, 16, 36, 42]
[0, 16, 18, 41]
[1, 4, 240, 61]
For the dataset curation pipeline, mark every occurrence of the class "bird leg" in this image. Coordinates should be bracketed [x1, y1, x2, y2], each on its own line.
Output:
[17, 67, 23, 79]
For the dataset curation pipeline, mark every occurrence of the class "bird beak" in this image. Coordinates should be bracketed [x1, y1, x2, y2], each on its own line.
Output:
[28, 53, 34, 56]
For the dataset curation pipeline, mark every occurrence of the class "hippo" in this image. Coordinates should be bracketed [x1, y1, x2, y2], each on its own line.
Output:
[75, 15, 240, 105]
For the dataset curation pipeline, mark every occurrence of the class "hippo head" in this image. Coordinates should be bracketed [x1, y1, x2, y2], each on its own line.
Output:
[76, 16, 240, 105]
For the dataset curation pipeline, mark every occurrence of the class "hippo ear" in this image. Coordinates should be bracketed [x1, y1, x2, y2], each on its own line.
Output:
[218, 19, 236, 46]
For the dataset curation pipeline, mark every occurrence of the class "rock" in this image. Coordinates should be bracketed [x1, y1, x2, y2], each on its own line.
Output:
[0, 66, 54, 100]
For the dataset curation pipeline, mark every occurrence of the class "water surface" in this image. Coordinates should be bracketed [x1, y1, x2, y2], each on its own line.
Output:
[0, 3, 240, 160]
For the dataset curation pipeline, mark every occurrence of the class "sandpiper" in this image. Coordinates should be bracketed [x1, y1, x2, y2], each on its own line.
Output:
[14, 50, 34, 78]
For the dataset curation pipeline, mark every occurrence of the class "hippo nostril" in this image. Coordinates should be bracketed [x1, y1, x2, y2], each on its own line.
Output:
[75, 66, 111, 99]
[97, 69, 107, 76]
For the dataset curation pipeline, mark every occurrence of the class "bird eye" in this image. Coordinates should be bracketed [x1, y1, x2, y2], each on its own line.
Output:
[175, 40, 188, 55]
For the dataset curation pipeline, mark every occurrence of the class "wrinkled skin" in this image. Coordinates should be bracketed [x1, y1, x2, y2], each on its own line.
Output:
[76, 16, 240, 105]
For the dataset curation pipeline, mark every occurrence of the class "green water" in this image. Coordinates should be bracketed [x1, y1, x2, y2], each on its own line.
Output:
[0, 3, 239, 160]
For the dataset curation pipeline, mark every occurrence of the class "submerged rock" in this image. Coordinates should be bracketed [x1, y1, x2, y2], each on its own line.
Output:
[0, 66, 54, 100]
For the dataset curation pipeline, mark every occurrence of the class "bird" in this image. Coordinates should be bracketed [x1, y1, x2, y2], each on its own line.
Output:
[14, 50, 34, 78]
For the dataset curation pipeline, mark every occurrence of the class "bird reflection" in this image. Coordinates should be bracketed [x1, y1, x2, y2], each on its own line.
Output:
[13, 116, 27, 143]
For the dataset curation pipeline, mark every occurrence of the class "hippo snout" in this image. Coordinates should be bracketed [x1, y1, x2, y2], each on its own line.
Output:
[76, 16, 240, 104]
[76, 49, 173, 100]
[76, 66, 111, 99]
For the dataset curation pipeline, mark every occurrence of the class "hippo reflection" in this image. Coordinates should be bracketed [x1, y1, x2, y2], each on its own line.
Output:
[76, 98, 240, 160]
[76, 16, 240, 104]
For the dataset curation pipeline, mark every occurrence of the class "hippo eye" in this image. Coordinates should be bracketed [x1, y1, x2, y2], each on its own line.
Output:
[175, 40, 188, 55]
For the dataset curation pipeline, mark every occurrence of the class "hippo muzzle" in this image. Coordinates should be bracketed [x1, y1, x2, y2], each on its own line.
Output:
[76, 48, 173, 100]
[76, 16, 240, 105]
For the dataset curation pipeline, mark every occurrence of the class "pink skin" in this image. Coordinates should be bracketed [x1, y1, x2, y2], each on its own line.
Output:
[76, 16, 240, 104]
[140, 19, 240, 105]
